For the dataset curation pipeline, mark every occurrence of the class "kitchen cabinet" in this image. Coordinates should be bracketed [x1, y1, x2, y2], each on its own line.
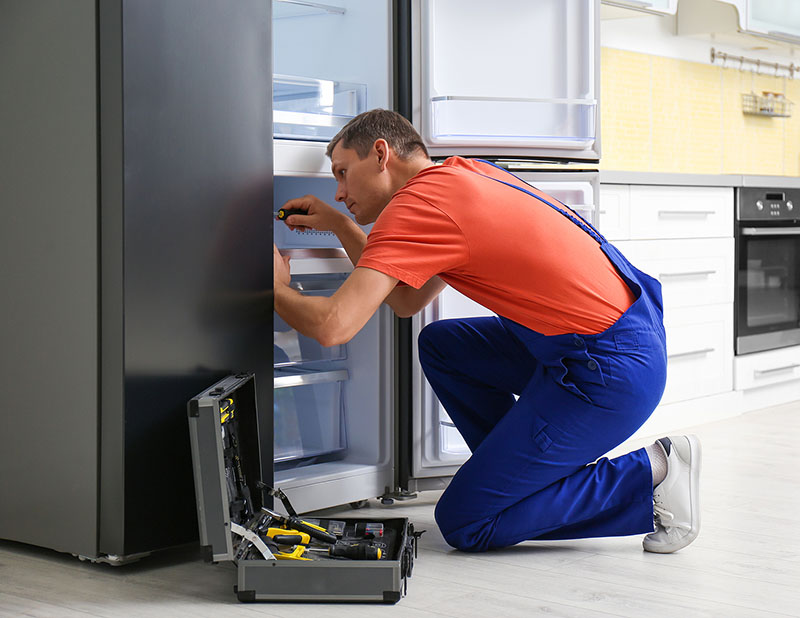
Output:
[678, 0, 800, 47]
[735, 345, 800, 390]
[600, 184, 734, 406]
[601, 0, 676, 16]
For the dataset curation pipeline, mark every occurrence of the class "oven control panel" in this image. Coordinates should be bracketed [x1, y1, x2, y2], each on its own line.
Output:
[737, 187, 800, 222]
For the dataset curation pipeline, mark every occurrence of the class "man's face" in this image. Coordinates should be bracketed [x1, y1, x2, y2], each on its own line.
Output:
[330, 142, 393, 225]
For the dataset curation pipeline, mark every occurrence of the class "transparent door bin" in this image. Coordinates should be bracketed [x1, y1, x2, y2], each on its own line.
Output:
[273, 0, 345, 20]
[274, 74, 367, 141]
[429, 98, 596, 147]
[273, 368, 348, 467]
[274, 274, 348, 367]
[439, 411, 470, 456]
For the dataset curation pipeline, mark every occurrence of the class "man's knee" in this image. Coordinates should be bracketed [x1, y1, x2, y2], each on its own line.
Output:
[434, 493, 493, 553]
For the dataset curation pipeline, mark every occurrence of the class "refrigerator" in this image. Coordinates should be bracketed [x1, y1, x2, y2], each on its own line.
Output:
[0, 0, 273, 562]
[271, 0, 601, 509]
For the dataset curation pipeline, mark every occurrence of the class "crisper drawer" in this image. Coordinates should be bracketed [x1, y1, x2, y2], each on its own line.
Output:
[274, 272, 348, 366]
[629, 186, 733, 240]
[614, 238, 734, 308]
[273, 368, 348, 465]
[735, 346, 800, 391]
[661, 304, 733, 405]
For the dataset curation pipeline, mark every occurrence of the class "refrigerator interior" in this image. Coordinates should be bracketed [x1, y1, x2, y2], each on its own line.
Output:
[409, 172, 599, 484]
[272, 176, 394, 513]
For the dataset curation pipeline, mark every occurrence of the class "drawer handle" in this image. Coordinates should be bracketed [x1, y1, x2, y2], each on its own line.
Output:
[668, 347, 715, 360]
[754, 364, 800, 377]
[658, 210, 717, 217]
[659, 270, 717, 279]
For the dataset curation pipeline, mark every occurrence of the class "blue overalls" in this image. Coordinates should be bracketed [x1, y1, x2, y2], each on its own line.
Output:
[419, 162, 667, 552]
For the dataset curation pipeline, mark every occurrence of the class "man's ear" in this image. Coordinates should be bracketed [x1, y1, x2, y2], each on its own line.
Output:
[373, 139, 390, 171]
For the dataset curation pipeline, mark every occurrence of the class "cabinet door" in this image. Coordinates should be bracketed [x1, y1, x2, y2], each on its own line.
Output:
[415, 0, 599, 160]
[629, 186, 733, 240]
[734, 345, 800, 390]
[747, 0, 800, 44]
[599, 184, 631, 240]
[661, 304, 733, 405]
[614, 238, 734, 308]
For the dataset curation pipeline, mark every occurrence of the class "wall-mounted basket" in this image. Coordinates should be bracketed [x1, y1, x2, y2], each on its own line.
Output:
[742, 92, 793, 118]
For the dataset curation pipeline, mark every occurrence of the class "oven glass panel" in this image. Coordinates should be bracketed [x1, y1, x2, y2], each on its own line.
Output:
[739, 235, 800, 334]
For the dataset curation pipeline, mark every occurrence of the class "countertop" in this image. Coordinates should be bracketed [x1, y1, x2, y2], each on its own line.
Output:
[599, 170, 800, 189]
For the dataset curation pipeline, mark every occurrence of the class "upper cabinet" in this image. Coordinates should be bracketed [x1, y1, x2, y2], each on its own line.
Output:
[678, 0, 800, 47]
[412, 0, 601, 161]
[272, 0, 392, 175]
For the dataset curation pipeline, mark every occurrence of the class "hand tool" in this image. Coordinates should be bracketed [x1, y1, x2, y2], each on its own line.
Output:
[260, 506, 338, 545]
[276, 208, 307, 220]
[308, 542, 382, 560]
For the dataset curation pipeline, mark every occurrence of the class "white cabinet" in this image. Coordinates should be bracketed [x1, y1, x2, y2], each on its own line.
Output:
[614, 238, 734, 309]
[628, 185, 732, 240]
[600, 183, 735, 407]
[661, 304, 733, 404]
[677, 0, 800, 47]
[735, 345, 800, 390]
[746, 0, 800, 44]
[601, 0, 677, 16]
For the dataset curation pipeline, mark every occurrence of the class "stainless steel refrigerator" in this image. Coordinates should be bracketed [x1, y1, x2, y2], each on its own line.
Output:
[0, 0, 274, 562]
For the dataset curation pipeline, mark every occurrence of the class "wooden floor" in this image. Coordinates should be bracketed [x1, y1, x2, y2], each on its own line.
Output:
[2, 401, 799, 617]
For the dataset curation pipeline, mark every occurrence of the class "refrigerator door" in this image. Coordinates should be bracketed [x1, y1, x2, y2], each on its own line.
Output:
[407, 170, 598, 486]
[272, 0, 393, 176]
[411, 0, 600, 160]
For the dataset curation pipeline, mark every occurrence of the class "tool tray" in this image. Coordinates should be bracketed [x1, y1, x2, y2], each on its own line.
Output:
[188, 374, 418, 603]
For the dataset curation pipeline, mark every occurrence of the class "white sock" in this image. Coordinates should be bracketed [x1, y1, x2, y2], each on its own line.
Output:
[645, 441, 668, 487]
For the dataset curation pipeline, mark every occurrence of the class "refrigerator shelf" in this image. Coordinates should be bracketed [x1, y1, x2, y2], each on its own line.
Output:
[273, 368, 349, 389]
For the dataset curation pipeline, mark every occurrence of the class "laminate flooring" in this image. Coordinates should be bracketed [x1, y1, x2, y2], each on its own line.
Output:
[2, 401, 799, 617]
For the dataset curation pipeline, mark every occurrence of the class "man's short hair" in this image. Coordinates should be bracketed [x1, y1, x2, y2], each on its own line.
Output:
[326, 109, 429, 160]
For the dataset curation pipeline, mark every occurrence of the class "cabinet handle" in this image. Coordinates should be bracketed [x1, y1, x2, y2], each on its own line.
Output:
[754, 364, 800, 377]
[658, 210, 716, 217]
[668, 347, 715, 360]
[658, 270, 717, 279]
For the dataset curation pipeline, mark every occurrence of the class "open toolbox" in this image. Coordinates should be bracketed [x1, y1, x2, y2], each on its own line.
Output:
[187, 373, 421, 603]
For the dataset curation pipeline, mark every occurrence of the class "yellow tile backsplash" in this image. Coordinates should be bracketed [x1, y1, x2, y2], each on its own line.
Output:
[601, 47, 800, 176]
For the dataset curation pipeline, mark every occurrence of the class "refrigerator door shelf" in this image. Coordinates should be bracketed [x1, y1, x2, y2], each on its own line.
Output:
[428, 96, 596, 149]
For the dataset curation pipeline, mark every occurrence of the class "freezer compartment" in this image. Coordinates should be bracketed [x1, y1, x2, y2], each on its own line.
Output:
[273, 368, 349, 467]
[273, 74, 366, 142]
[429, 97, 596, 148]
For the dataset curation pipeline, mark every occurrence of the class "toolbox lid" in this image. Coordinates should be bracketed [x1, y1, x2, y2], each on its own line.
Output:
[188, 373, 264, 563]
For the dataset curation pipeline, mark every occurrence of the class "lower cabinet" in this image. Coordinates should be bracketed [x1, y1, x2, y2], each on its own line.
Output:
[661, 304, 733, 405]
[734, 346, 800, 391]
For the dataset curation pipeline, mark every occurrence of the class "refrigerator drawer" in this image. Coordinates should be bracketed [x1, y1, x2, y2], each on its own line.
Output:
[273, 368, 349, 466]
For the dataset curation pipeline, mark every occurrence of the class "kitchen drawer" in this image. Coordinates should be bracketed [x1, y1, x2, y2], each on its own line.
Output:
[599, 184, 631, 241]
[734, 345, 800, 391]
[661, 304, 733, 405]
[629, 185, 733, 240]
[614, 238, 734, 308]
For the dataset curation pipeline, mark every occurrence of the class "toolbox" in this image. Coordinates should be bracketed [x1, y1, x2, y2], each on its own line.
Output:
[187, 373, 420, 603]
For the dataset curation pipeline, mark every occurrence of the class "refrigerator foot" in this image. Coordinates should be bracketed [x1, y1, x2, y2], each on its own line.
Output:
[349, 500, 370, 509]
[379, 489, 418, 505]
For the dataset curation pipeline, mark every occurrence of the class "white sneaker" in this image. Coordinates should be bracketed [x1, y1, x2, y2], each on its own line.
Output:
[642, 435, 701, 554]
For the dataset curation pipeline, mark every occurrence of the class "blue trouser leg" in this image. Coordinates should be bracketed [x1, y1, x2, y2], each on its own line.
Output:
[418, 316, 662, 552]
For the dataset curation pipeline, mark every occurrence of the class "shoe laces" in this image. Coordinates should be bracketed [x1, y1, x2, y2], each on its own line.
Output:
[653, 502, 690, 532]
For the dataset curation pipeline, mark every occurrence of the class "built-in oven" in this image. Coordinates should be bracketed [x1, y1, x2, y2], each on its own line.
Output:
[735, 187, 800, 355]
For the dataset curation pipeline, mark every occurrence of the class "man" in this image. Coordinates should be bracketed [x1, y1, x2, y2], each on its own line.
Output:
[273, 109, 701, 554]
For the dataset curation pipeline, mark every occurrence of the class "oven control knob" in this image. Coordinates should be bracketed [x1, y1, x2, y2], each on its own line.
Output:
[788, 201, 794, 211]
[756, 200, 764, 211]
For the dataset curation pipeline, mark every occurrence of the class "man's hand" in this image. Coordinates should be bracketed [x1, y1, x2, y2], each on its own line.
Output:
[278, 195, 348, 233]
[274, 244, 291, 288]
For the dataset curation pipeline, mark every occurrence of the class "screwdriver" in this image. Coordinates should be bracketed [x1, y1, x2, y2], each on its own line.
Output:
[276, 208, 307, 221]
[260, 507, 338, 545]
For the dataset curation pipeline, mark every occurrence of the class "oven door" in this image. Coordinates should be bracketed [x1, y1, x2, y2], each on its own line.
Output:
[736, 226, 800, 354]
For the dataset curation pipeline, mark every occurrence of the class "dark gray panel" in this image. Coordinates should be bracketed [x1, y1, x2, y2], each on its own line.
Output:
[0, 0, 99, 555]
[114, 0, 273, 554]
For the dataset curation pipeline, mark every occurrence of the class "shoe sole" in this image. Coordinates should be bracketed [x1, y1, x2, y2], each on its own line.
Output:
[644, 434, 702, 554]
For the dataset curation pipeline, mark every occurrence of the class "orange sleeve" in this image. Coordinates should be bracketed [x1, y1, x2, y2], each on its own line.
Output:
[356, 193, 469, 289]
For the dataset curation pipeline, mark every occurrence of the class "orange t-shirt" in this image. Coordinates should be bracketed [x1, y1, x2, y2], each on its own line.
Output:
[357, 157, 636, 336]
